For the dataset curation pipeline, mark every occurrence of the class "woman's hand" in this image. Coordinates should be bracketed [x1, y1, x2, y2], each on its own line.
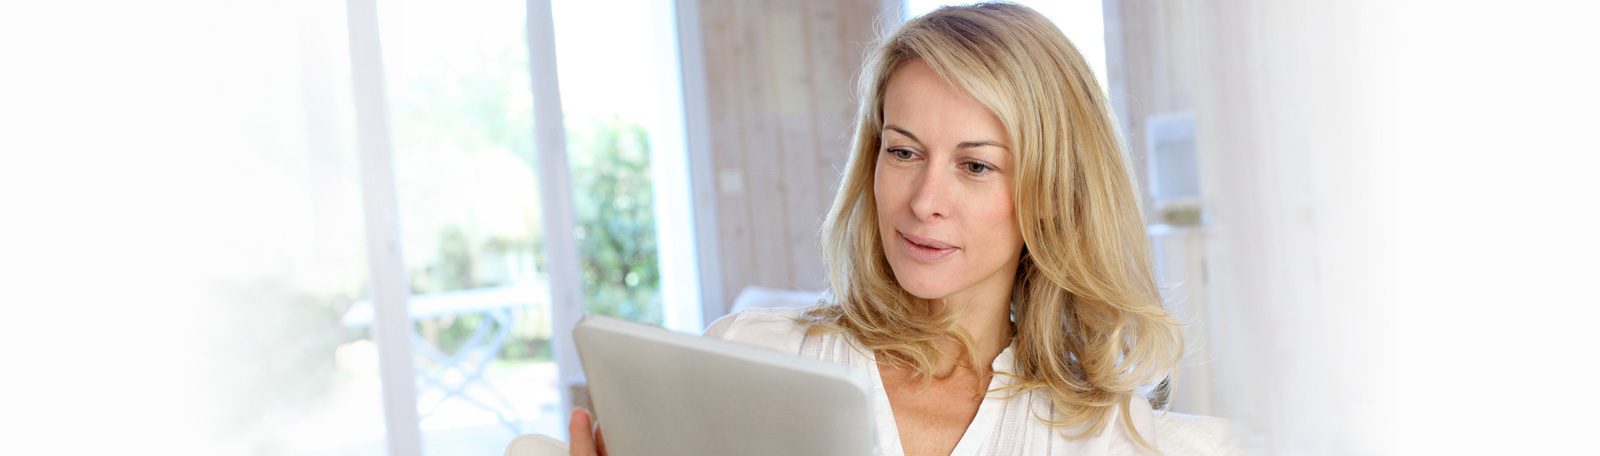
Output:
[568, 407, 607, 456]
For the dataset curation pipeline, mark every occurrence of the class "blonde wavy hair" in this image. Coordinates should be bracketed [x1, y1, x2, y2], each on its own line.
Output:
[802, 2, 1183, 450]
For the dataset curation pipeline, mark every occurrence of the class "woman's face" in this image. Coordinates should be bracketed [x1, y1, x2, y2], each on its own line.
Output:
[875, 59, 1024, 304]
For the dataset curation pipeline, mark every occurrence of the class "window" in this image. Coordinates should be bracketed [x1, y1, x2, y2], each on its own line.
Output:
[374, 0, 561, 451]
[346, 0, 702, 452]
[550, 0, 700, 331]
[5, 0, 700, 453]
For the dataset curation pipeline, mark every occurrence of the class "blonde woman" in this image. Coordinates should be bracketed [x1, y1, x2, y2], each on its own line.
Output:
[571, 2, 1182, 455]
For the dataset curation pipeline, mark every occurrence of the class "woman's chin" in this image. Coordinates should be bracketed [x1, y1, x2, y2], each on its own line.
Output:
[893, 274, 955, 301]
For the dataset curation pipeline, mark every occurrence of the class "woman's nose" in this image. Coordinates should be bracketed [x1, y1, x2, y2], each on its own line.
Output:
[908, 165, 951, 222]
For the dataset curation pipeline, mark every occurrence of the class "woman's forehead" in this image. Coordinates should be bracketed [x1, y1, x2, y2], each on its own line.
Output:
[881, 60, 1010, 150]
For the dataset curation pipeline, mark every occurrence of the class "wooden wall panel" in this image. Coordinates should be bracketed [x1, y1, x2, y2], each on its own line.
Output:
[692, 0, 896, 316]
[766, 0, 825, 291]
[807, 0, 853, 211]
[730, 0, 791, 293]
[697, 0, 752, 318]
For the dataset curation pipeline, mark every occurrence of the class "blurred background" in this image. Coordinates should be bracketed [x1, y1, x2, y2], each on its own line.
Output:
[1, 0, 1595, 455]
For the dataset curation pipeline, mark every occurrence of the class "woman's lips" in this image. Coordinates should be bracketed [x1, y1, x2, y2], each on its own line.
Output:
[901, 232, 957, 262]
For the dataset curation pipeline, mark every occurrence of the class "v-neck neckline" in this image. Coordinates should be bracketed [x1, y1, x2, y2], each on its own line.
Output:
[866, 344, 1017, 456]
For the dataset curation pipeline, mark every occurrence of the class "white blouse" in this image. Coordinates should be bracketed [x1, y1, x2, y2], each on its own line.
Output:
[704, 307, 1158, 456]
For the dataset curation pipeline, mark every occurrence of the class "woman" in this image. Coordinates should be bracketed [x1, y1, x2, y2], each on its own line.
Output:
[573, 3, 1182, 454]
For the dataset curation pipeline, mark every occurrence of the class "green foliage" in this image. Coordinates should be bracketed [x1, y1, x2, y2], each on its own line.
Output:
[401, 116, 664, 358]
[568, 116, 662, 325]
[502, 336, 552, 361]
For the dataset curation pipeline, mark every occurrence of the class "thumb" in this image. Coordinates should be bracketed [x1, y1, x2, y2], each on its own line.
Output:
[568, 407, 599, 456]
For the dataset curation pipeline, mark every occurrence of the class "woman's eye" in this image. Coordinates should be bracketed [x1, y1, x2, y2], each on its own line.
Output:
[964, 162, 991, 174]
[889, 148, 915, 160]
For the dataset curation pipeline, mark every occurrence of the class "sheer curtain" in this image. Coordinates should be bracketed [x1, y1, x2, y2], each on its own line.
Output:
[1174, 1, 1599, 454]
[1185, 1, 1341, 451]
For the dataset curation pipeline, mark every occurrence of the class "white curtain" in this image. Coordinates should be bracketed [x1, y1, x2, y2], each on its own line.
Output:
[1181, 1, 1599, 454]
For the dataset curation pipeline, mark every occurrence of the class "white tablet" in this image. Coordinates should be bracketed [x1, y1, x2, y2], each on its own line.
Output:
[573, 314, 874, 456]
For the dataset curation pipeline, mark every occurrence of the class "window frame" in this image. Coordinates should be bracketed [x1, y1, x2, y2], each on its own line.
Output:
[344, 0, 715, 451]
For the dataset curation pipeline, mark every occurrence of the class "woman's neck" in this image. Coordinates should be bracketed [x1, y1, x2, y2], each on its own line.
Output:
[913, 293, 1014, 378]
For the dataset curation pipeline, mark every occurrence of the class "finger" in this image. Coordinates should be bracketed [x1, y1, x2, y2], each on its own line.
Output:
[594, 423, 607, 456]
[569, 407, 597, 456]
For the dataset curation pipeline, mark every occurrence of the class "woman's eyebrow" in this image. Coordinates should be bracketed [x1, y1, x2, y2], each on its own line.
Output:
[956, 139, 1008, 150]
[883, 125, 922, 144]
[885, 124, 1008, 150]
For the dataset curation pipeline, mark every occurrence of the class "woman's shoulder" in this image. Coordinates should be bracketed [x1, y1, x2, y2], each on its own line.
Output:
[1007, 391, 1159, 455]
[702, 307, 815, 355]
[1103, 395, 1158, 455]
